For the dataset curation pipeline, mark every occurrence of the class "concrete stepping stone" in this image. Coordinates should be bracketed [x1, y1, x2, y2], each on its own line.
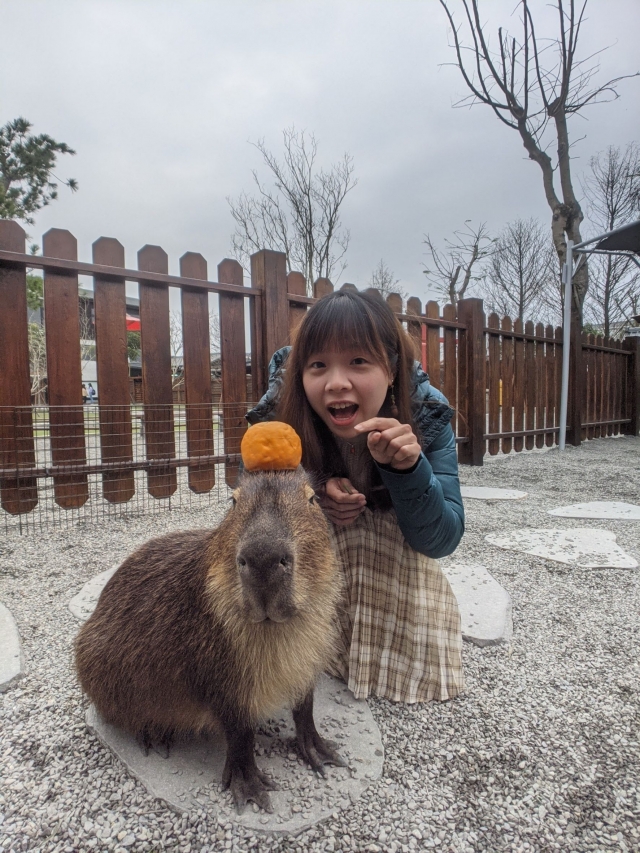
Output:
[548, 501, 640, 520]
[87, 673, 383, 833]
[442, 564, 512, 647]
[0, 602, 24, 692]
[73, 569, 384, 833]
[486, 528, 638, 569]
[69, 566, 118, 621]
[461, 486, 528, 501]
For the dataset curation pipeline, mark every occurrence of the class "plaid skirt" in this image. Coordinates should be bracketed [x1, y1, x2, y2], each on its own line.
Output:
[326, 507, 464, 704]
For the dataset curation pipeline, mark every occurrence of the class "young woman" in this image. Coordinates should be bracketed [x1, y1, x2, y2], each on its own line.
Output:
[246, 289, 464, 704]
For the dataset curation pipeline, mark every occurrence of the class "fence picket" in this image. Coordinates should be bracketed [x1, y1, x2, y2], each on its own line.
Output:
[535, 323, 546, 448]
[93, 237, 135, 503]
[43, 229, 89, 507]
[442, 303, 457, 417]
[138, 244, 176, 498]
[287, 271, 307, 336]
[386, 292, 402, 316]
[513, 319, 525, 452]
[457, 299, 484, 464]
[180, 252, 215, 494]
[524, 321, 535, 450]
[406, 297, 422, 359]
[500, 316, 513, 454]
[218, 258, 247, 487]
[425, 301, 440, 389]
[596, 335, 605, 438]
[487, 313, 500, 455]
[0, 221, 38, 514]
[313, 278, 333, 299]
[605, 337, 613, 435]
[554, 327, 563, 444]
[545, 324, 555, 447]
[585, 334, 593, 439]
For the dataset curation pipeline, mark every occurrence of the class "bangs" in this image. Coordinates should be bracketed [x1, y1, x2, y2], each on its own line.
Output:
[294, 292, 390, 368]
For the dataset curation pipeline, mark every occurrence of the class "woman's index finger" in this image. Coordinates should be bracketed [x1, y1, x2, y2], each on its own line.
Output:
[354, 417, 399, 433]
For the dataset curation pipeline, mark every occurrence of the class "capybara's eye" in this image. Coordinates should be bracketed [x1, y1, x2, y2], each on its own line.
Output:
[309, 494, 319, 505]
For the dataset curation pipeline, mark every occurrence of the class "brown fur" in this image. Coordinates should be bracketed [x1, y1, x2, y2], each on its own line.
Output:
[74, 469, 341, 743]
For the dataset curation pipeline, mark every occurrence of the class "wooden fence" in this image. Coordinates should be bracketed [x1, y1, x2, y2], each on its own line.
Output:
[0, 219, 638, 521]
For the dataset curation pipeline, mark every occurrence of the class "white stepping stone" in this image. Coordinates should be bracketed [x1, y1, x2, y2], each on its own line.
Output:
[87, 673, 383, 833]
[486, 529, 638, 569]
[461, 486, 528, 501]
[69, 566, 118, 621]
[73, 569, 383, 832]
[548, 501, 640, 520]
[0, 602, 24, 692]
[442, 564, 512, 647]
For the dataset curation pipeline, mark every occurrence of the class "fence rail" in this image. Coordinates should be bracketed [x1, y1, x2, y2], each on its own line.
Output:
[1, 218, 638, 529]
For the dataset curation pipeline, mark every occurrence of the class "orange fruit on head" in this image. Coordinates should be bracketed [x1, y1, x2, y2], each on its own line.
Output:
[241, 421, 302, 472]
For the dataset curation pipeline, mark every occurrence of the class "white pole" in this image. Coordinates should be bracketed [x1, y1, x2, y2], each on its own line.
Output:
[558, 239, 573, 450]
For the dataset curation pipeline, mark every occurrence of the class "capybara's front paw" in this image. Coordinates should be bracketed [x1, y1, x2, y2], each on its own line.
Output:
[222, 759, 277, 814]
[296, 730, 348, 777]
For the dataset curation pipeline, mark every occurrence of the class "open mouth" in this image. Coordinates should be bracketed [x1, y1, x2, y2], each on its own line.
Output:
[327, 403, 359, 425]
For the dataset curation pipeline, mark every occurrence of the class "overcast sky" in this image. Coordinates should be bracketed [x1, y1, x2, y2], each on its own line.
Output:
[3, 0, 639, 304]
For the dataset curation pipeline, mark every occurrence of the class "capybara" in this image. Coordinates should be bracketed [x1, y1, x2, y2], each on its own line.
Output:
[74, 468, 345, 813]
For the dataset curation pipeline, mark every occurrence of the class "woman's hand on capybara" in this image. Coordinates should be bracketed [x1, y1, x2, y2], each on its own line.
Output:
[355, 417, 422, 470]
[318, 478, 366, 526]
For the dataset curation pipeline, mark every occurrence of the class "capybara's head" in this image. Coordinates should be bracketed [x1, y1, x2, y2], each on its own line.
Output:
[212, 467, 335, 625]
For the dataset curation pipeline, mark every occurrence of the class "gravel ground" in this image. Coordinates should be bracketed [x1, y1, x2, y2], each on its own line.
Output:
[1, 436, 639, 853]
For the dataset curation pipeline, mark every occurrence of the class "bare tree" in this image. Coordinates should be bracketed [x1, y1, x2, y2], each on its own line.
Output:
[28, 322, 47, 402]
[480, 218, 558, 322]
[582, 143, 640, 336]
[228, 127, 357, 292]
[438, 0, 638, 324]
[367, 259, 408, 304]
[423, 221, 493, 305]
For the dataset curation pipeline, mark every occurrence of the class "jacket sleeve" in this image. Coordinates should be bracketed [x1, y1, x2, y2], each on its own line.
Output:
[375, 422, 465, 559]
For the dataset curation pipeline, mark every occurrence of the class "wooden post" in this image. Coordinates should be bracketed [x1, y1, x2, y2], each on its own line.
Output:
[0, 220, 38, 514]
[43, 228, 89, 508]
[624, 335, 640, 436]
[250, 250, 288, 393]
[180, 252, 215, 494]
[218, 258, 247, 487]
[138, 244, 176, 498]
[567, 316, 584, 447]
[93, 237, 135, 504]
[457, 298, 485, 465]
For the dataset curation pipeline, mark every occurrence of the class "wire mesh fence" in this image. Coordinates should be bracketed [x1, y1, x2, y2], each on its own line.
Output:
[0, 403, 248, 534]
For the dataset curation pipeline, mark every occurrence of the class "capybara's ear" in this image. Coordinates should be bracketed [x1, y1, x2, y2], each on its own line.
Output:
[241, 422, 302, 471]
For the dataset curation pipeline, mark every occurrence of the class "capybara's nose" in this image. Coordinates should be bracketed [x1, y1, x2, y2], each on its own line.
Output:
[236, 543, 292, 581]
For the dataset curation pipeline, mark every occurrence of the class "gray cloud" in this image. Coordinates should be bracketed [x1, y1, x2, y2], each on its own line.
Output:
[2, 0, 639, 305]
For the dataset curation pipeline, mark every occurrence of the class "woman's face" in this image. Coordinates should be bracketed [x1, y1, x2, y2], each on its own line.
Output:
[302, 347, 392, 439]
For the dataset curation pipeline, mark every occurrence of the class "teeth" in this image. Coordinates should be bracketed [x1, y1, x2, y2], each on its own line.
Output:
[331, 403, 356, 410]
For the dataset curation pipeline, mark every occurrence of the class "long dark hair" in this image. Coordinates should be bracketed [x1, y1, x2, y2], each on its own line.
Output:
[278, 289, 419, 480]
